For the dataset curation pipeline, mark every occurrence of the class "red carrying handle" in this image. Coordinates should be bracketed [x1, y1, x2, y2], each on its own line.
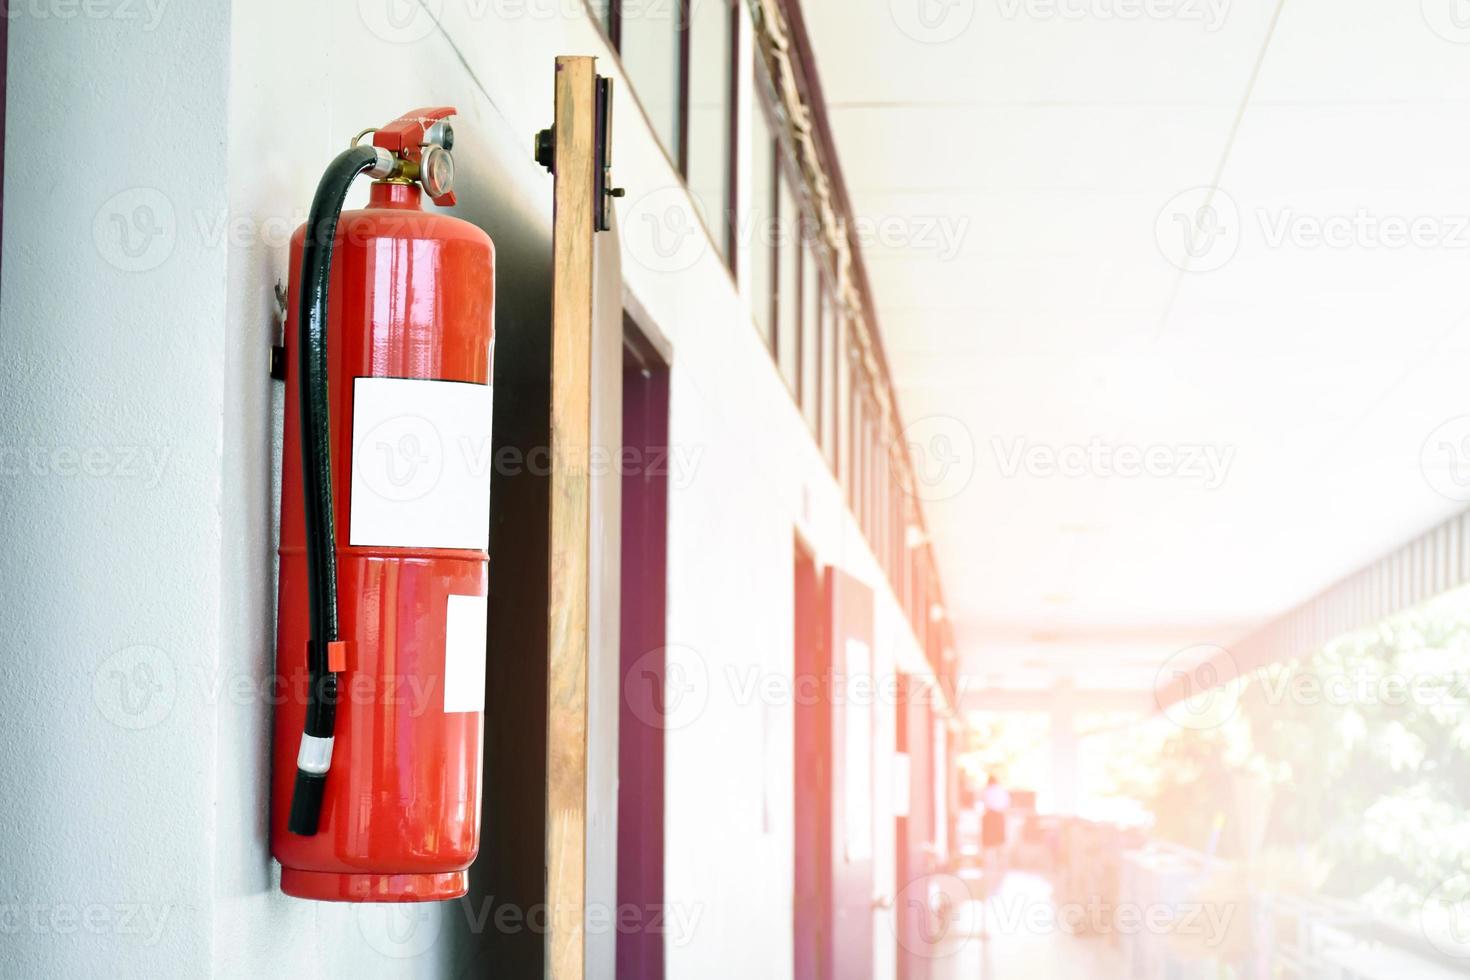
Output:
[374, 106, 457, 206]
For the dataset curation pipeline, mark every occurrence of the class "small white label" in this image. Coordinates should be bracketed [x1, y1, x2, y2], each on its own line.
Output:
[443, 594, 488, 713]
[893, 752, 911, 818]
[349, 377, 493, 550]
[844, 639, 873, 862]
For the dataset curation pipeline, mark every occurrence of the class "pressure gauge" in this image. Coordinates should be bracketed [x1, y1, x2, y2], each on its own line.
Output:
[420, 144, 454, 200]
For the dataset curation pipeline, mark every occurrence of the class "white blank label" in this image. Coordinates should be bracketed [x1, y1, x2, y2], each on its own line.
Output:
[443, 594, 487, 713]
[349, 377, 493, 550]
[844, 639, 873, 862]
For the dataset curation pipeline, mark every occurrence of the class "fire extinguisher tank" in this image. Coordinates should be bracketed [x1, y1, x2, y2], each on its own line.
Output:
[273, 179, 495, 902]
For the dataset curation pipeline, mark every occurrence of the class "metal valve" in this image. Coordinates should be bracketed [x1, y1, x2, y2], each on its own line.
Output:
[363, 106, 461, 207]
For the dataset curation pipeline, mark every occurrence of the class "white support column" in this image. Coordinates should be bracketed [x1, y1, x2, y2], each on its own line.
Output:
[1049, 680, 1080, 817]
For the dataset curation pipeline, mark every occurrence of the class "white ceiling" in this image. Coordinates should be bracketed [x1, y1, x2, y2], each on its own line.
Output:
[802, 0, 1470, 690]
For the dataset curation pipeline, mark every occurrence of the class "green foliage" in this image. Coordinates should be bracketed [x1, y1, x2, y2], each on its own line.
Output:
[959, 710, 1050, 791]
[1148, 586, 1470, 923]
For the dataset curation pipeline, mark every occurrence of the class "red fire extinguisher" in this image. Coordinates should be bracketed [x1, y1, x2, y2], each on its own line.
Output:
[271, 106, 495, 902]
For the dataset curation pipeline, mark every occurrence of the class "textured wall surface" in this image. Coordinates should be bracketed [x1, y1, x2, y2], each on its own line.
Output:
[0, 3, 229, 977]
[0, 2, 924, 977]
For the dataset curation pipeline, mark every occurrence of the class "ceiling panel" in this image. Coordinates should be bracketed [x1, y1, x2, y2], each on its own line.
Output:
[800, 0, 1470, 692]
[1249, 0, 1470, 102]
[802, 0, 1284, 105]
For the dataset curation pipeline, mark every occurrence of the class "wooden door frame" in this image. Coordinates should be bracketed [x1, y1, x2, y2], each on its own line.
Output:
[544, 54, 625, 979]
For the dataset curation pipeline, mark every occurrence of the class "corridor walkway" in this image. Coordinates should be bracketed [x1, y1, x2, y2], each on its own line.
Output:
[929, 871, 1124, 980]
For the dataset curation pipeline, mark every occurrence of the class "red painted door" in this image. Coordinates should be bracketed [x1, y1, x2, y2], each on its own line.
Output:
[793, 543, 831, 980]
[896, 678, 934, 980]
[617, 332, 670, 980]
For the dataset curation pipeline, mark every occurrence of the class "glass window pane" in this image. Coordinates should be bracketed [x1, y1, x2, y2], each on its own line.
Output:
[890, 481, 901, 581]
[686, 0, 733, 259]
[800, 243, 820, 431]
[876, 442, 887, 570]
[821, 304, 837, 463]
[748, 107, 776, 349]
[868, 418, 880, 539]
[870, 424, 881, 546]
[777, 176, 800, 393]
[860, 416, 869, 534]
[860, 410, 872, 535]
[590, 0, 613, 36]
[837, 317, 850, 494]
[876, 445, 889, 572]
[852, 379, 858, 511]
[620, 0, 682, 158]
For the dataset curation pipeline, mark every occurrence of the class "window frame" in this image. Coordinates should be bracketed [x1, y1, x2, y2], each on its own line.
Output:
[676, 0, 691, 175]
[592, 0, 943, 653]
[775, 159, 802, 393]
[591, 0, 741, 275]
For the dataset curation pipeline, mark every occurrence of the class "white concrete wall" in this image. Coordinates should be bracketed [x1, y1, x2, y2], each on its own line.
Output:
[0, 4, 228, 977]
[0, 1, 930, 977]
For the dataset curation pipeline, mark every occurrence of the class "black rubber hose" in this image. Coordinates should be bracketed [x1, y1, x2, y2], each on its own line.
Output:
[288, 144, 380, 837]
